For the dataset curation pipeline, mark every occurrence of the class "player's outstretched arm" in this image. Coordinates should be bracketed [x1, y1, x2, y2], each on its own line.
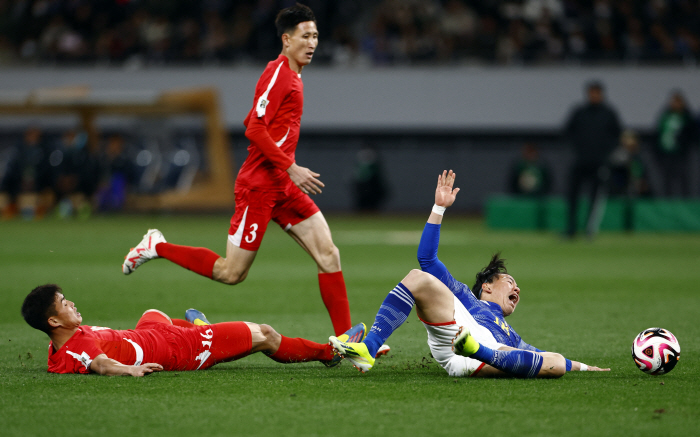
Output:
[287, 162, 325, 195]
[418, 170, 459, 277]
[569, 360, 610, 371]
[514, 338, 610, 371]
[90, 354, 164, 377]
[428, 170, 460, 225]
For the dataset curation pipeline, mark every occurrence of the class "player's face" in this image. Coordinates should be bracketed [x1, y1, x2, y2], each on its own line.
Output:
[484, 274, 520, 317]
[50, 292, 82, 329]
[283, 21, 318, 70]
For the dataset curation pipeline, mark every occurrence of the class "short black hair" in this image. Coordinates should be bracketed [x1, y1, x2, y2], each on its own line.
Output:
[22, 284, 61, 334]
[275, 3, 316, 38]
[472, 253, 508, 299]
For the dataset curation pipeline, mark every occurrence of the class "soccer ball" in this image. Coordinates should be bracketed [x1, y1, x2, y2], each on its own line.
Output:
[631, 328, 680, 375]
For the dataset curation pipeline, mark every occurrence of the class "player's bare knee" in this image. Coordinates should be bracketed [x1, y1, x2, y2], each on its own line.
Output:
[244, 322, 266, 343]
[259, 324, 278, 337]
[316, 244, 340, 272]
[225, 272, 247, 285]
[217, 267, 248, 285]
[553, 353, 567, 377]
[401, 269, 425, 284]
[258, 324, 281, 348]
[402, 269, 432, 297]
[541, 352, 566, 378]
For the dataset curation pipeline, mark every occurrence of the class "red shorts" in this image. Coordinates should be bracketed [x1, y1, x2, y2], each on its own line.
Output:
[228, 185, 319, 251]
[135, 310, 253, 371]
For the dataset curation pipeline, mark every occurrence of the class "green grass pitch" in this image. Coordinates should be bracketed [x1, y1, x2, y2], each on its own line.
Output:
[1, 214, 698, 436]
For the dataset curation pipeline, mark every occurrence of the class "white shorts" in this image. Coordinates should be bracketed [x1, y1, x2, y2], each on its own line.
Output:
[422, 295, 504, 377]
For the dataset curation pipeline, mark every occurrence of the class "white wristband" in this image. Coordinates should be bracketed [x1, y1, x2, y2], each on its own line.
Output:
[579, 363, 588, 371]
[432, 204, 446, 216]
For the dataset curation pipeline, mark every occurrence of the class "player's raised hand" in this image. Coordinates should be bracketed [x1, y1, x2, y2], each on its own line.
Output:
[132, 363, 163, 377]
[287, 163, 325, 195]
[435, 170, 460, 208]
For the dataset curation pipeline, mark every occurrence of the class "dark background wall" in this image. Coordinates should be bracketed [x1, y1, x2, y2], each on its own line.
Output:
[2, 66, 699, 212]
[232, 130, 700, 213]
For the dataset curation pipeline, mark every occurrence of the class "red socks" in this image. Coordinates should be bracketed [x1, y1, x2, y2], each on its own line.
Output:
[269, 336, 334, 363]
[156, 242, 220, 279]
[318, 271, 352, 336]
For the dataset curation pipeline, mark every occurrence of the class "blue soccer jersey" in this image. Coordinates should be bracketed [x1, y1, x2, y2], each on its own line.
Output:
[417, 222, 542, 352]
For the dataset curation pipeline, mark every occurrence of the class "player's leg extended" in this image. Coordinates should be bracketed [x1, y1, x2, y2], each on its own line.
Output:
[453, 329, 566, 378]
[246, 323, 336, 364]
[366, 269, 454, 354]
[125, 221, 259, 284]
[124, 187, 270, 283]
[191, 322, 252, 370]
[331, 269, 454, 372]
[211, 241, 258, 285]
[201, 316, 362, 367]
[214, 187, 289, 284]
[288, 211, 351, 336]
[122, 228, 223, 279]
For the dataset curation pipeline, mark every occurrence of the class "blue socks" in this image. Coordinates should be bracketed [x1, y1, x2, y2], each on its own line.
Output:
[361, 280, 547, 378]
[364, 282, 415, 357]
[471, 344, 544, 378]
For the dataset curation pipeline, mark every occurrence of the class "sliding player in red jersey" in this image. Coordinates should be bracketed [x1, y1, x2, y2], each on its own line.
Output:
[122, 4, 353, 338]
[22, 284, 366, 376]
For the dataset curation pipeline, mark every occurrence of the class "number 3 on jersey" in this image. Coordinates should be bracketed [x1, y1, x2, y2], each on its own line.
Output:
[245, 223, 258, 243]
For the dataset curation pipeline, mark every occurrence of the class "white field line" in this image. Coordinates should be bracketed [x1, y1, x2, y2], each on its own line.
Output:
[333, 230, 469, 246]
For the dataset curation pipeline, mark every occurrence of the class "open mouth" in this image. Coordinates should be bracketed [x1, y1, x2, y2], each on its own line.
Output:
[508, 293, 519, 306]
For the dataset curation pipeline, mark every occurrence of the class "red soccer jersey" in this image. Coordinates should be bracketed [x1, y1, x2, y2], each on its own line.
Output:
[47, 324, 207, 374]
[237, 54, 303, 191]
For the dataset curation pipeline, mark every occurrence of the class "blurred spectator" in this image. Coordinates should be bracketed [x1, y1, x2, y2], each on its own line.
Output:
[608, 130, 652, 198]
[608, 129, 652, 231]
[564, 80, 622, 238]
[654, 90, 698, 197]
[1, 1, 699, 67]
[508, 142, 552, 230]
[353, 147, 388, 212]
[97, 134, 134, 212]
[508, 142, 551, 196]
[439, 0, 478, 60]
[53, 129, 99, 218]
[0, 126, 55, 219]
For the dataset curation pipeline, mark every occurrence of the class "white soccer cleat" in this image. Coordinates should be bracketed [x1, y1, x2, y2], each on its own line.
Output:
[122, 229, 166, 275]
[375, 344, 391, 358]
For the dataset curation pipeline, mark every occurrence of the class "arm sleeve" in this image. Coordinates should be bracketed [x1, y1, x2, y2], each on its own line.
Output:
[510, 328, 546, 353]
[417, 222, 449, 281]
[516, 339, 546, 353]
[244, 116, 294, 170]
[243, 62, 295, 171]
[51, 338, 105, 374]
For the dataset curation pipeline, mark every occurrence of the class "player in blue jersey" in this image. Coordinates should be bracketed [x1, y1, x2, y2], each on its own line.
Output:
[330, 170, 610, 377]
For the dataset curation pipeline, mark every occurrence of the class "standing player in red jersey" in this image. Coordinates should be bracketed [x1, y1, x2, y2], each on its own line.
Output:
[21, 284, 368, 376]
[122, 4, 355, 338]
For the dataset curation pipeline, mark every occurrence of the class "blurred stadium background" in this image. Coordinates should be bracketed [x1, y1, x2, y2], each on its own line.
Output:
[1, 0, 699, 221]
